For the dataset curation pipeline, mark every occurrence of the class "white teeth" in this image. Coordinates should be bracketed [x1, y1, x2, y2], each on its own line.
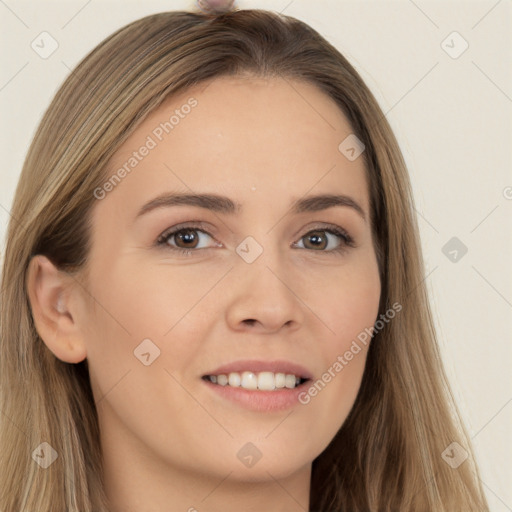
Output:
[241, 371, 258, 390]
[285, 374, 297, 389]
[275, 373, 286, 388]
[257, 371, 275, 391]
[207, 371, 304, 390]
[217, 374, 228, 386]
[228, 372, 241, 387]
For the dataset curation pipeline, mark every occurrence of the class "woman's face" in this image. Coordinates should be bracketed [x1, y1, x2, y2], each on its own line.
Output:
[79, 76, 381, 485]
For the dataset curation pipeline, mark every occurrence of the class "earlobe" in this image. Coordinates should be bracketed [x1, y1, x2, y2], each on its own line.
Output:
[26, 255, 87, 364]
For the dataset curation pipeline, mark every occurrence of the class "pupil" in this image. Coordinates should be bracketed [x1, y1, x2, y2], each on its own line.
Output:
[178, 229, 197, 247]
[308, 231, 326, 249]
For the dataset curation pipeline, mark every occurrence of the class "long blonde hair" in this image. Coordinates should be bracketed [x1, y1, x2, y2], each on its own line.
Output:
[0, 8, 489, 511]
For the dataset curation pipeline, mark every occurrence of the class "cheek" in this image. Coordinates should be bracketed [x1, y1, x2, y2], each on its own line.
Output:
[82, 257, 214, 380]
[322, 258, 380, 396]
[330, 274, 380, 342]
[298, 253, 381, 343]
[294, 255, 380, 436]
[81, 258, 211, 447]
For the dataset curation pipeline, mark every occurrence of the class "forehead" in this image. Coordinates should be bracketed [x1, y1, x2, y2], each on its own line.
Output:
[98, 75, 369, 219]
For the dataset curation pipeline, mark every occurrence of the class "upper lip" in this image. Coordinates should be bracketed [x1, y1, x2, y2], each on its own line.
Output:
[203, 359, 313, 380]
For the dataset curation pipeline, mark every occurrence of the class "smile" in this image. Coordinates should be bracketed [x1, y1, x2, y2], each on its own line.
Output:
[203, 371, 309, 390]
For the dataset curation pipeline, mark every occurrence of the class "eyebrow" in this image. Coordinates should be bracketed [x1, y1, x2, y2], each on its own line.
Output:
[135, 192, 366, 222]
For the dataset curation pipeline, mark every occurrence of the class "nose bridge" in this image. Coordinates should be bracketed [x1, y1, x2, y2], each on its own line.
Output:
[224, 231, 303, 332]
[238, 232, 290, 297]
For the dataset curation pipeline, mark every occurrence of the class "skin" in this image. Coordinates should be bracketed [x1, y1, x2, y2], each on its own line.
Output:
[197, 0, 235, 13]
[28, 75, 381, 512]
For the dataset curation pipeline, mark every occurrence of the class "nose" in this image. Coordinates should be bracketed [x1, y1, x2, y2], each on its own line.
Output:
[224, 250, 304, 334]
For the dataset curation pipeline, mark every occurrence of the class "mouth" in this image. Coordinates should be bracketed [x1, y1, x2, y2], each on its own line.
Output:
[201, 371, 310, 391]
[200, 359, 314, 411]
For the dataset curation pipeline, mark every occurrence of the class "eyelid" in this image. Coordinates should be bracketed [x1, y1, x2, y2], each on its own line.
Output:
[156, 220, 218, 242]
[302, 222, 354, 245]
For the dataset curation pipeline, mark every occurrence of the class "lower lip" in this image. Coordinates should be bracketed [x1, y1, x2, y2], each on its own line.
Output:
[202, 378, 310, 412]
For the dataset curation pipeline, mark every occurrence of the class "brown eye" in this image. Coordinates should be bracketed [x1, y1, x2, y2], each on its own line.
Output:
[156, 223, 354, 257]
[173, 228, 200, 249]
[296, 227, 353, 253]
[303, 230, 328, 250]
[156, 224, 217, 255]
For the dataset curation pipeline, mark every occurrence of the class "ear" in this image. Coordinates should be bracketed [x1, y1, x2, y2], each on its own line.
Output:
[26, 254, 87, 363]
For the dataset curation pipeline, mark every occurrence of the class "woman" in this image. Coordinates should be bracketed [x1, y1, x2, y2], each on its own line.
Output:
[0, 3, 489, 511]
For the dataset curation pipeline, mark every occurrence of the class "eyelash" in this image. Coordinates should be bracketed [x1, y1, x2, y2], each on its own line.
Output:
[156, 221, 355, 257]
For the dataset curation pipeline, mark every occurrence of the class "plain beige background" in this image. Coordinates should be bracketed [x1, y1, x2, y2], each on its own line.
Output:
[0, 1, 511, 510]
